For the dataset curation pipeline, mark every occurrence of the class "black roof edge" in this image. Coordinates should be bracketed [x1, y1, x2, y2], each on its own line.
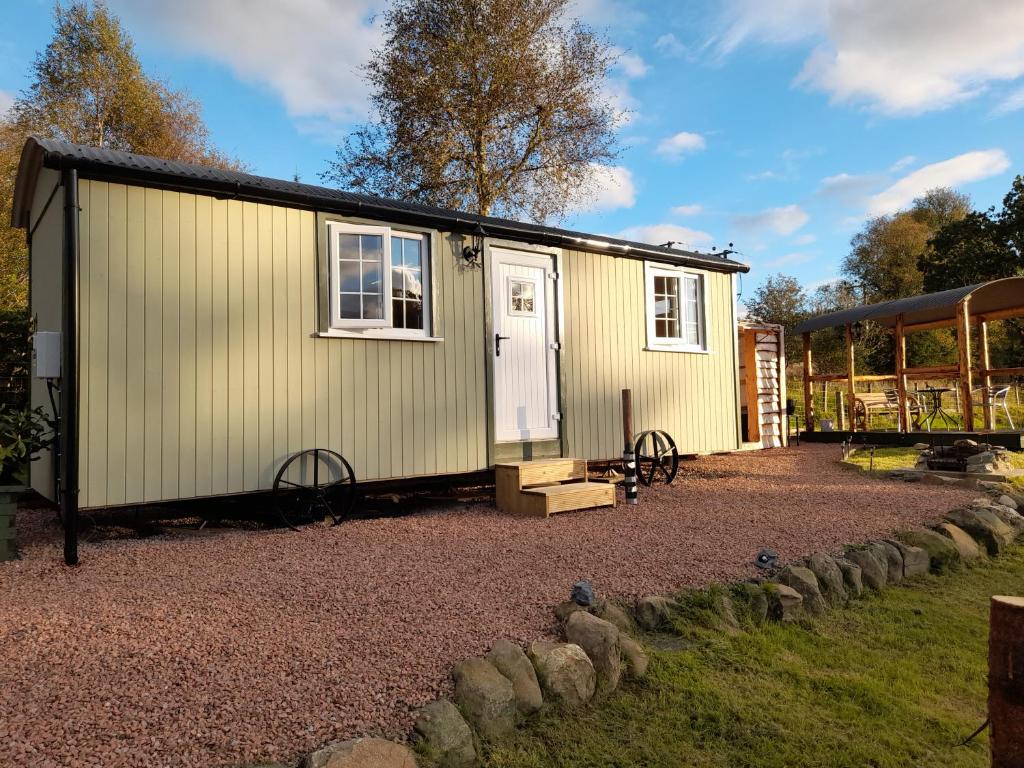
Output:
[14, 137, 750, 274]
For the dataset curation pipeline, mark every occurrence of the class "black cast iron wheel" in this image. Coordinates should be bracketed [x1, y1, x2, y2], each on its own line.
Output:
[633, 430, 679, 485]
[272, 448, 357, 529]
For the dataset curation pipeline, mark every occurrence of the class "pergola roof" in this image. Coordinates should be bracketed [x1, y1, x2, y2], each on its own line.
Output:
[794, 277, 1024, 334]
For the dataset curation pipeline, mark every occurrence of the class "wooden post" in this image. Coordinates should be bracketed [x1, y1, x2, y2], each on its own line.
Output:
[990, 595, 1024, 767]
[743, 329, 760, 443]
[845, 324, 857, 432]
[895, 314, 909, 432]
[957, 299, 975, 431]
[834, 390, 844, 430]
[802, 332, 814, 432]
[979, 320, 993, 430]
[621, 389, 637, 505]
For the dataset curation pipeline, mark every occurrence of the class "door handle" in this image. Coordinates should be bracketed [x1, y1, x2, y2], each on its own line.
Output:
[495, 333, 511, 357]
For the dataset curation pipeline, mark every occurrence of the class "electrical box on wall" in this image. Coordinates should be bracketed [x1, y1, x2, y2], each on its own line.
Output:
[33, 331, 61, 378]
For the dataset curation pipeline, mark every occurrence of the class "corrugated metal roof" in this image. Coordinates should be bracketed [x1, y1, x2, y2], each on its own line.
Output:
[792, 279, 1024, 333]
[13, 136, 750, 274]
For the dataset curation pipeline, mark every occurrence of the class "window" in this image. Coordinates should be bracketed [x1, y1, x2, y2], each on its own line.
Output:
[327, 222, 431, 338]
[644, 263, 706, 351]
[508, 277, 537, 315]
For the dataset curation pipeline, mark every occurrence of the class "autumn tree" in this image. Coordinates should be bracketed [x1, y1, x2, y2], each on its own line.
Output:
[0, 1, 236, 310]
[743, 273, 808, 363]
[323, 0, 620, 223]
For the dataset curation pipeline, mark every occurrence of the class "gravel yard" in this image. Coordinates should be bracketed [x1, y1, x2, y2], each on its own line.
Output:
[0, 444, 976, 768]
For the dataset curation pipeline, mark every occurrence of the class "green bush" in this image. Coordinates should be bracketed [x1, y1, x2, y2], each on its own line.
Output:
[0, 406, 54, 486]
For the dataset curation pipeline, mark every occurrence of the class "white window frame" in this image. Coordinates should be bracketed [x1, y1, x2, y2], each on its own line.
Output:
[325, 222, 434, 340]
[644, 262, 708, 353]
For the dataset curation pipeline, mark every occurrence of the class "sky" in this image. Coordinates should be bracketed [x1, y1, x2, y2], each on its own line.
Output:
[2, 0, 1023, 306]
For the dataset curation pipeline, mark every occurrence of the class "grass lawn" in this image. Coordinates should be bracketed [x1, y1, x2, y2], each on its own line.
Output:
[484, 548, 1024, 768]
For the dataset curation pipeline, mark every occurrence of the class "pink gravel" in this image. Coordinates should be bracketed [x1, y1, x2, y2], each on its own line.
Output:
[0, 445, 975, 768]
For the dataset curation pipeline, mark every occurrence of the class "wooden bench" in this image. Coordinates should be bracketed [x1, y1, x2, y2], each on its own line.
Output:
[854, 390, 922, 430]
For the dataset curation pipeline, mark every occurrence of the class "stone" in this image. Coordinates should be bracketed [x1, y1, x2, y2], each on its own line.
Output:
[845, 547, 887, 591]
[965, 451, 996, 466]
[413, 699, 477, 768]
[875, 541, 904, 584]
[766, 583, 803, 621]
[945, 507, 1016, 555]
[987, 504, 1024, 535]
[894, 529, 960, 574]
[954, 439, 978, 448]
[597, 601, 635, 635]
[912, 443, 930, 450]
[635, 595, 675, 630]
[806, 553, 848, 606]
[967, 463, 996, 474]
[553, 601, 585, 623]
[565, 611, 621, 694]
[452, 658, 517, 740]
[304, 738, 417, 768]
[935, 523, 983, 562]
[527, 641, 596, 707]
[776, 565, 827, 615]
[570, 580, 596, 606]
[835, 558, 863, 598]
[486, 639, 543, 715]
[999, 495, 1020, 511]
[885, 540, 930, 578]
[619, 635, 649, 680]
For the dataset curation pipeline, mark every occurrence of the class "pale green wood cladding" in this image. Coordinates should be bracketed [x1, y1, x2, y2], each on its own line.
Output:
[72, 180, 737, 508]
[560, 249, 740, 459]
[76, 180, 488, 508]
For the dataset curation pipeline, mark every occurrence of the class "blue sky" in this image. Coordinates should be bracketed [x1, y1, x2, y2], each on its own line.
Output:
[2, 0, 1023, 304]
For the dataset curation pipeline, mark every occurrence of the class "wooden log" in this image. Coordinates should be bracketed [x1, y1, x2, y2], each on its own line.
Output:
[990, 595, 1024, 767]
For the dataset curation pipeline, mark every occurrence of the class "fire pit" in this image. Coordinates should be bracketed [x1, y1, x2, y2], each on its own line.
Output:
[916, 439, 1016, 476]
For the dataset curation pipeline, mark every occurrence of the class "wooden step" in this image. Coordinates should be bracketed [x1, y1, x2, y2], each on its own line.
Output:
[518, 481, 616, 517]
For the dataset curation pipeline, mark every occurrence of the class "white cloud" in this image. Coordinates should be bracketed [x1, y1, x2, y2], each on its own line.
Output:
[792, 233, 817, 245]
[578, 164, 636, 212]
[714, 0, 1024, 115]
[671, 203, 704, 216]
[110, 0, 383, 126]
[817, 171, 885, 205]
[732, 204, 810, 236]
[993, 86, 1024, 115]
[0, 89, 13, 116]
[616, 223, 714, 249]
[867, 149, 1011, 216]
[766, 251, 813, 267]
[614, 49, 649, 78]
[656, 131, 707, 159]
[745, 170, 783, 181]
[889, 155, 916, 172]
[654, 33, 687, 58]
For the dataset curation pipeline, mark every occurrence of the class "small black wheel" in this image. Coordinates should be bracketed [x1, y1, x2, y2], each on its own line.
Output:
[272, 449, 357, 529]
[633, 430, 679, 485]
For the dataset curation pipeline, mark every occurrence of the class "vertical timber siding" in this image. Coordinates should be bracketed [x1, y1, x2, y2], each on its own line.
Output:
[77, 180, 487, 508]
[561, 249, 739, 459]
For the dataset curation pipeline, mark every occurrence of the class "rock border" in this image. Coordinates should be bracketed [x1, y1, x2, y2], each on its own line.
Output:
[275, 482, 1023, 768]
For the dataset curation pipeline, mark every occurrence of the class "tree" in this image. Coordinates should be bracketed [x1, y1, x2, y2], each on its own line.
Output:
[0, 1, 237, 310]
[743, 273, 808, 363]
[322, 0, 620, 223]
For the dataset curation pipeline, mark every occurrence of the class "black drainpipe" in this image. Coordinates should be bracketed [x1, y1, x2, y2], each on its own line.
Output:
[60, 167, 80, 566]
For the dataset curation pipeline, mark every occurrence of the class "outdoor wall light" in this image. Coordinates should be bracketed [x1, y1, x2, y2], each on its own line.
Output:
[461, 223, 486, 265]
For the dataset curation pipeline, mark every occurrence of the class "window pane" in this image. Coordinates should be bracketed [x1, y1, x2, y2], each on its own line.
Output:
[339, 293, 361, 319]
[338, 233, 360, 261]
[363, 293, 383, 320]
[654, 295, 677, 320]
[685, 322, 699, 346]
[392, 267, 405, 298]
[390, 236, 403, 267]
[404, 268, 422, 300]
[403, 237, 422, 268]
[405, 299, 423, 330]
[654, 275, 666, 294]
[360, 234, 383, 263]
[338, 260, 360, 293]
[392, 299, 405, 328]
[684, 277, 698, 301]
[362, 261, 382, 293]
[665, 318, 679, 338]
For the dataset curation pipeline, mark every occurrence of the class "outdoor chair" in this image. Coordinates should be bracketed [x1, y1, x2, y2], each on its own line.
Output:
[973, 385, 1015, 430]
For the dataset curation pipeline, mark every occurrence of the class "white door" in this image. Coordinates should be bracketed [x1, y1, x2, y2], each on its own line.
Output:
[491, 249, 559, 442]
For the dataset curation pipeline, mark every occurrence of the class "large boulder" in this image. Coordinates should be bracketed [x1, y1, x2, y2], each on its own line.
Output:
[634, 596, 675, 630]
[565, 611, 621, 694]
[553, 601, 585, 623]
[596, 601, 635, 635]
[997, 494, 1019, 511]
[413, 699, 477, 768]
[304, 738, 417, 768]
[874, 541, 904, 584]
[987, 504, 1024, 536]
[834, 558, 864, 598]
[619, 635, 649, 680]
[806, 553, 848, 606]
[885, 540, 930, 578]
[486, 639, 543, 715]
[894, 529, 960, 574]
[945, 507, 1016, 555]
[452, 658, 517, 740]
[776, 565, 827, 614]
[766, 583, 803, 621]
[845, 547, 887, 591]
[935, 523, 983, 562]
[528, 641, 596, 707]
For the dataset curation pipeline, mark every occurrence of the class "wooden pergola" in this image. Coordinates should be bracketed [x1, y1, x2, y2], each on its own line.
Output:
[794, 277, 1024, 433]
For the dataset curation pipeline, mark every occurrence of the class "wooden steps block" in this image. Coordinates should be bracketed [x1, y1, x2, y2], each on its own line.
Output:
[520, 482, 616, 517]
[495, 458, 615, 517]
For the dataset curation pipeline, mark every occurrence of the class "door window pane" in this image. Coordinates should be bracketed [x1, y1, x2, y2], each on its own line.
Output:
[510, 279, 536, 314]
